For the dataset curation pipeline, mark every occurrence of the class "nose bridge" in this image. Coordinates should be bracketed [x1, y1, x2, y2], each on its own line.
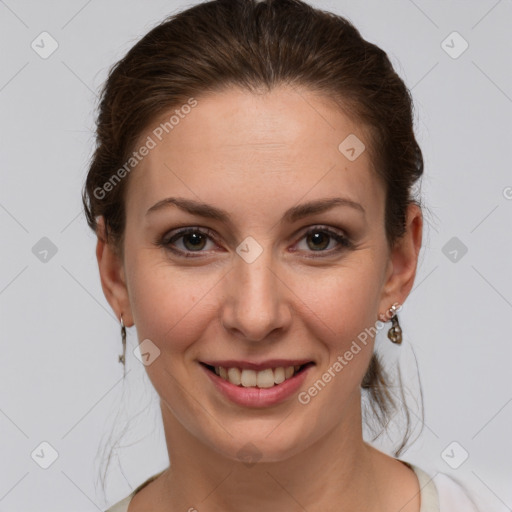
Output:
[222, 236, 288, 341]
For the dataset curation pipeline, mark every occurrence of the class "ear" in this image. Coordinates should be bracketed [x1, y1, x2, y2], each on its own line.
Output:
[378, 203, 423, 319]
[96, 216, 134, 327]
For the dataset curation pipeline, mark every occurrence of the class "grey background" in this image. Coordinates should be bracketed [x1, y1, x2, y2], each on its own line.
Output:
[0, 0, 511, 510]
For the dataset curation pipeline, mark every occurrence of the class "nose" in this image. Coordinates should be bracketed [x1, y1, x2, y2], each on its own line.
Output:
[220, 247, 292, 343]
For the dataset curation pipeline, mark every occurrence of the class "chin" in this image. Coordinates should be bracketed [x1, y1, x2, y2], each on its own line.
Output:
[205, 422, 317, 465]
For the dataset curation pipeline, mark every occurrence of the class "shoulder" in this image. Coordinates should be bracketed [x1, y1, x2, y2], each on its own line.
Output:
[104, 469, 166, 512]
[406, 462, 480, 512]
[104, 492, 134, 512]
[432, 472, 481, 512]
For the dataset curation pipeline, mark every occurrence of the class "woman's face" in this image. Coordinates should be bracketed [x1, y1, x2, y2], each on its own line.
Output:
[99, 85, 421, 462]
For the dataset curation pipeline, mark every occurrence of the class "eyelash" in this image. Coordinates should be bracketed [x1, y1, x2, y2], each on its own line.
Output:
[155, 225, 354, 259]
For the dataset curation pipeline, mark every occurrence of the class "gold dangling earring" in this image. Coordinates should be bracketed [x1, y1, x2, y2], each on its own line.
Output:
[119, 314, 127, 373]
[387, 304, 402, 344]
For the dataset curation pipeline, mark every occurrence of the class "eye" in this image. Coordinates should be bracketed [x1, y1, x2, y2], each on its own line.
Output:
[156, 225, 353, 258]
[294, 225, 354, 257]
[160, 227, 218, 257]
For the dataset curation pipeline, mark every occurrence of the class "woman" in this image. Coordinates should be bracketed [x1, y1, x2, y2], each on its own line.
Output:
[82, 0, 480, 510]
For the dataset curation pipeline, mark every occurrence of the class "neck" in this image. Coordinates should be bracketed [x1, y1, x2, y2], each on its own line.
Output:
[158, 394, 387, 512]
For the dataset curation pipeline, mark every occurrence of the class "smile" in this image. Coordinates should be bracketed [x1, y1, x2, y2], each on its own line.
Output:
[203, 363, 313, 389]
[200, 360, 315, 407]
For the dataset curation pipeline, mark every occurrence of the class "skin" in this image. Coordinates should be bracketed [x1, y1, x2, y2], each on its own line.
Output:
[96, 85, 423, 512]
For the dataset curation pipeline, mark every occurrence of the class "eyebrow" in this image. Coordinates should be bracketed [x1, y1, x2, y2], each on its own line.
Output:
[145, 196, 365, 223]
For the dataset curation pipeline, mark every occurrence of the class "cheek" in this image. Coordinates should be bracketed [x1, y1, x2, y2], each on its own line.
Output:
[127, 253, 383, 338]
[296, 264, 384, 397]
[300, 264, 383, 344]
[126, 231, 385, 361]
[126, 253, 221, 353]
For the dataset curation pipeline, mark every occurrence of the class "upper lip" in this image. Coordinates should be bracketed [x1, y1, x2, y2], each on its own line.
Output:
[200, 359, 314, 371]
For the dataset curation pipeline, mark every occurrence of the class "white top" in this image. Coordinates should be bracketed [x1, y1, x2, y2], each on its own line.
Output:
[104, 462, 480, 512]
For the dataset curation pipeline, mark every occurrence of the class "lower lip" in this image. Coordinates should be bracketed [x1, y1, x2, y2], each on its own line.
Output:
[201, 364, 313, 408]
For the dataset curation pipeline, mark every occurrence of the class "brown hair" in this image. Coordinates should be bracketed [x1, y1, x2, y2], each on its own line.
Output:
[83, 0, 424, 470]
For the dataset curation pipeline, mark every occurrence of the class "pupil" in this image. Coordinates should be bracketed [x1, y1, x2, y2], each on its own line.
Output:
[309, 231, 328, 250]
[185, 233, 205, 250]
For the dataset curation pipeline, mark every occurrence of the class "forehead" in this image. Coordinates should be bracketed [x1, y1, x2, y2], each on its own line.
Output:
[126, 86, 384, 224]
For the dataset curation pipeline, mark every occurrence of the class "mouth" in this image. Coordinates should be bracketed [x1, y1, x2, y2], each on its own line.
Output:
[200, 361, 315, 389]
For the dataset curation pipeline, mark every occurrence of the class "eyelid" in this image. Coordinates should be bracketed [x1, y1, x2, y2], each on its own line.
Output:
[157, 224, 353, 257]
[292, 224, 354, 256]
[165, 226, 218, 242]
[160, 226, 220, 255]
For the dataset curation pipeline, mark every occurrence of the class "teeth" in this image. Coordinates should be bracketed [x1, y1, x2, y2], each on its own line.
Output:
[274, 367, 285, 384]
[227, 367, 241, 386]
[256, 368, 274, 388]
[241, 369, 257, 387]
[214, 365, 303, 388]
